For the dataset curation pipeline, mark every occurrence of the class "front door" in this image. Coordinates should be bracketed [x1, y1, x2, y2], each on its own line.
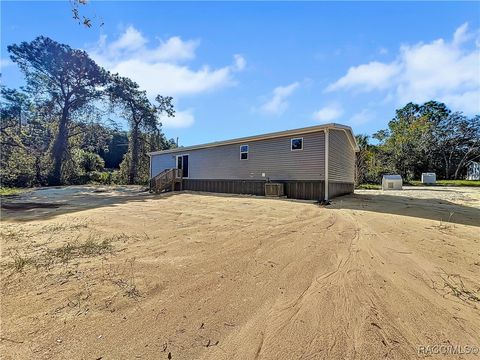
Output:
[176, 155, 189, 178]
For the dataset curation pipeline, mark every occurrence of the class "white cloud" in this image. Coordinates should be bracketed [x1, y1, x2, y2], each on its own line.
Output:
[259, 82, 300, 115]
[88, 26, 246, 129]
[312, 104, 344, 122]
[89, 26, 245, 97]
[326, 23, 480, 115]
[234, 54, 246, 71]
[0, 58, 12, 69]
[326, 61, 401, 92]
[111, 60, 233, 96]
[150, 36, 199, 62]
[453, 22, 470, 46]
[350, 109, 374, 125]
[95, 26, 198, 65]
[441, 90, 480, 114]
[161, 109, 195, 128]
[109, 26, 147, 53]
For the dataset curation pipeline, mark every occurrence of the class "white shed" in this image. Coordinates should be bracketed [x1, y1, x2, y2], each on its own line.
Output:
[382, 175, 402, 190]
[421, 173, 436, 184]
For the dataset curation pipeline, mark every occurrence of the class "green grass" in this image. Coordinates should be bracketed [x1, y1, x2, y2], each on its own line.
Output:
[409, 180, 480, 187]
[356, 184, 381, 190]
[436, 180, 480, 187]
[0, 187, 24, 196]
[358, 179, 480, 189]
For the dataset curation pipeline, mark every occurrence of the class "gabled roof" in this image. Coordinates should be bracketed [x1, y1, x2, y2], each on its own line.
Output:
[148, 123, 359, 156]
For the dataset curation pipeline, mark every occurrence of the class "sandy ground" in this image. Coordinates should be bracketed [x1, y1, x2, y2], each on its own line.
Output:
[0, 185, 479, 359]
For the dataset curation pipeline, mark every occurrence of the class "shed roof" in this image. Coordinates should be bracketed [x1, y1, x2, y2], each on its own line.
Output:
[383, 175, 402, 180]
[148, 123, 359, 156]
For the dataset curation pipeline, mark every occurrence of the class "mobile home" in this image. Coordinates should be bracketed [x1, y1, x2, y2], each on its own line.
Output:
[148, 123, 359, 200]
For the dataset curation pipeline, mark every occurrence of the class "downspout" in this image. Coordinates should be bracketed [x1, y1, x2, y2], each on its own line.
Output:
[149, 154, 153, 179]
[149, 154, 153, 192]
[324, 128, 329, 201]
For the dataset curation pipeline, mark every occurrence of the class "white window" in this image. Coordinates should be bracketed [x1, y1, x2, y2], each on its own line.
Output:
[291, 137, 303, 151]
[240, 144, 249, 160]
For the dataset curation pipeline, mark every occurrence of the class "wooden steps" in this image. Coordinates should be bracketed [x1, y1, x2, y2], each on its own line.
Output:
[150, 168, 183, 193]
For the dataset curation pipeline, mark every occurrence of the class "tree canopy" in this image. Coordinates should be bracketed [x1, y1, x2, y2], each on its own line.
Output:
[1, 36, 176, 187]
[8, 36, 109, 184]
[359, 101, 479, 184]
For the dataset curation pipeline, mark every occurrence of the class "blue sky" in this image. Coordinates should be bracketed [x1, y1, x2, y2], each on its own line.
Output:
[1, 1, 479, 146]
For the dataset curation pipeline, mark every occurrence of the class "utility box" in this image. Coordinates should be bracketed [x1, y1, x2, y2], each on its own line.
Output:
[382, 175, 402, 190]
[265, 183, 285, 197]
[421, 173, 436, 184]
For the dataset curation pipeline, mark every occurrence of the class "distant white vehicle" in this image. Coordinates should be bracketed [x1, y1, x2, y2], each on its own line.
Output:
[421, 173, 436, 184]
[382, 175, 402, 190]
[466, 161, 480, 180]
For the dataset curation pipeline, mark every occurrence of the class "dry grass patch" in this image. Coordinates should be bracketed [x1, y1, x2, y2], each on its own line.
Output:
[40, 220, 89, 233]
[0, 225, 34, 242]
[101, 258, 142, 300]
[431, 269, 480, 305]
[5, 234, 113, 273]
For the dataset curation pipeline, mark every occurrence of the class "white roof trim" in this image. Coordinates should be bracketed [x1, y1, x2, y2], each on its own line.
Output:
[148, 123, 359, 156]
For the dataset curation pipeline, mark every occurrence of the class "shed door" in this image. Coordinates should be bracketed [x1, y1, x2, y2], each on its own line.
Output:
[176, 155, 189, 178]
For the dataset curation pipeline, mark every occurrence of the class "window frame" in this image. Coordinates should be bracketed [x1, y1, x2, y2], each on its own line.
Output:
[240, 144, 249, 160]
[290, 137, 304, 151]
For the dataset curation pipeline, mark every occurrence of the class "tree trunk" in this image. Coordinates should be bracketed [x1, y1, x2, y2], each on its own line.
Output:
[453, 148, 474, 180]
[128, 123, 140, 185]
[50, 108, 69, 185]
[35, 155, 42, 185]
[444, 152, 454, 180]
[443, 153, 450, 180]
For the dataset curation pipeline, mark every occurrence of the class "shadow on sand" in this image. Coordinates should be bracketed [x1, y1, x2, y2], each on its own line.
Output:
[0, 186, 178, 222]
[0, 187, 303, 222]
[1, 186, 479, 228]
[330, 193, 480, 227]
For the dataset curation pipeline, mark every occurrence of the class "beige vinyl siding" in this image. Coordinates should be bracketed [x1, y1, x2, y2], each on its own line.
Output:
[328, 129, 355, 183]
[151, 131, 325, 181]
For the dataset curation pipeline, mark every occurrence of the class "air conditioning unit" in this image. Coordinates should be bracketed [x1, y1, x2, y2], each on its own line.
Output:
[265, 183, 285, 197]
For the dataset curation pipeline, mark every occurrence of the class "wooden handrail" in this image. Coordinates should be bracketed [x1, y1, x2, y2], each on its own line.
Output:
[151, 168, 183, 193]
[152, 168, 169, 182]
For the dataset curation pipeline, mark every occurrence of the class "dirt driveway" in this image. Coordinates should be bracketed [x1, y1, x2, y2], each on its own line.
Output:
[1, 186, 479, 359]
